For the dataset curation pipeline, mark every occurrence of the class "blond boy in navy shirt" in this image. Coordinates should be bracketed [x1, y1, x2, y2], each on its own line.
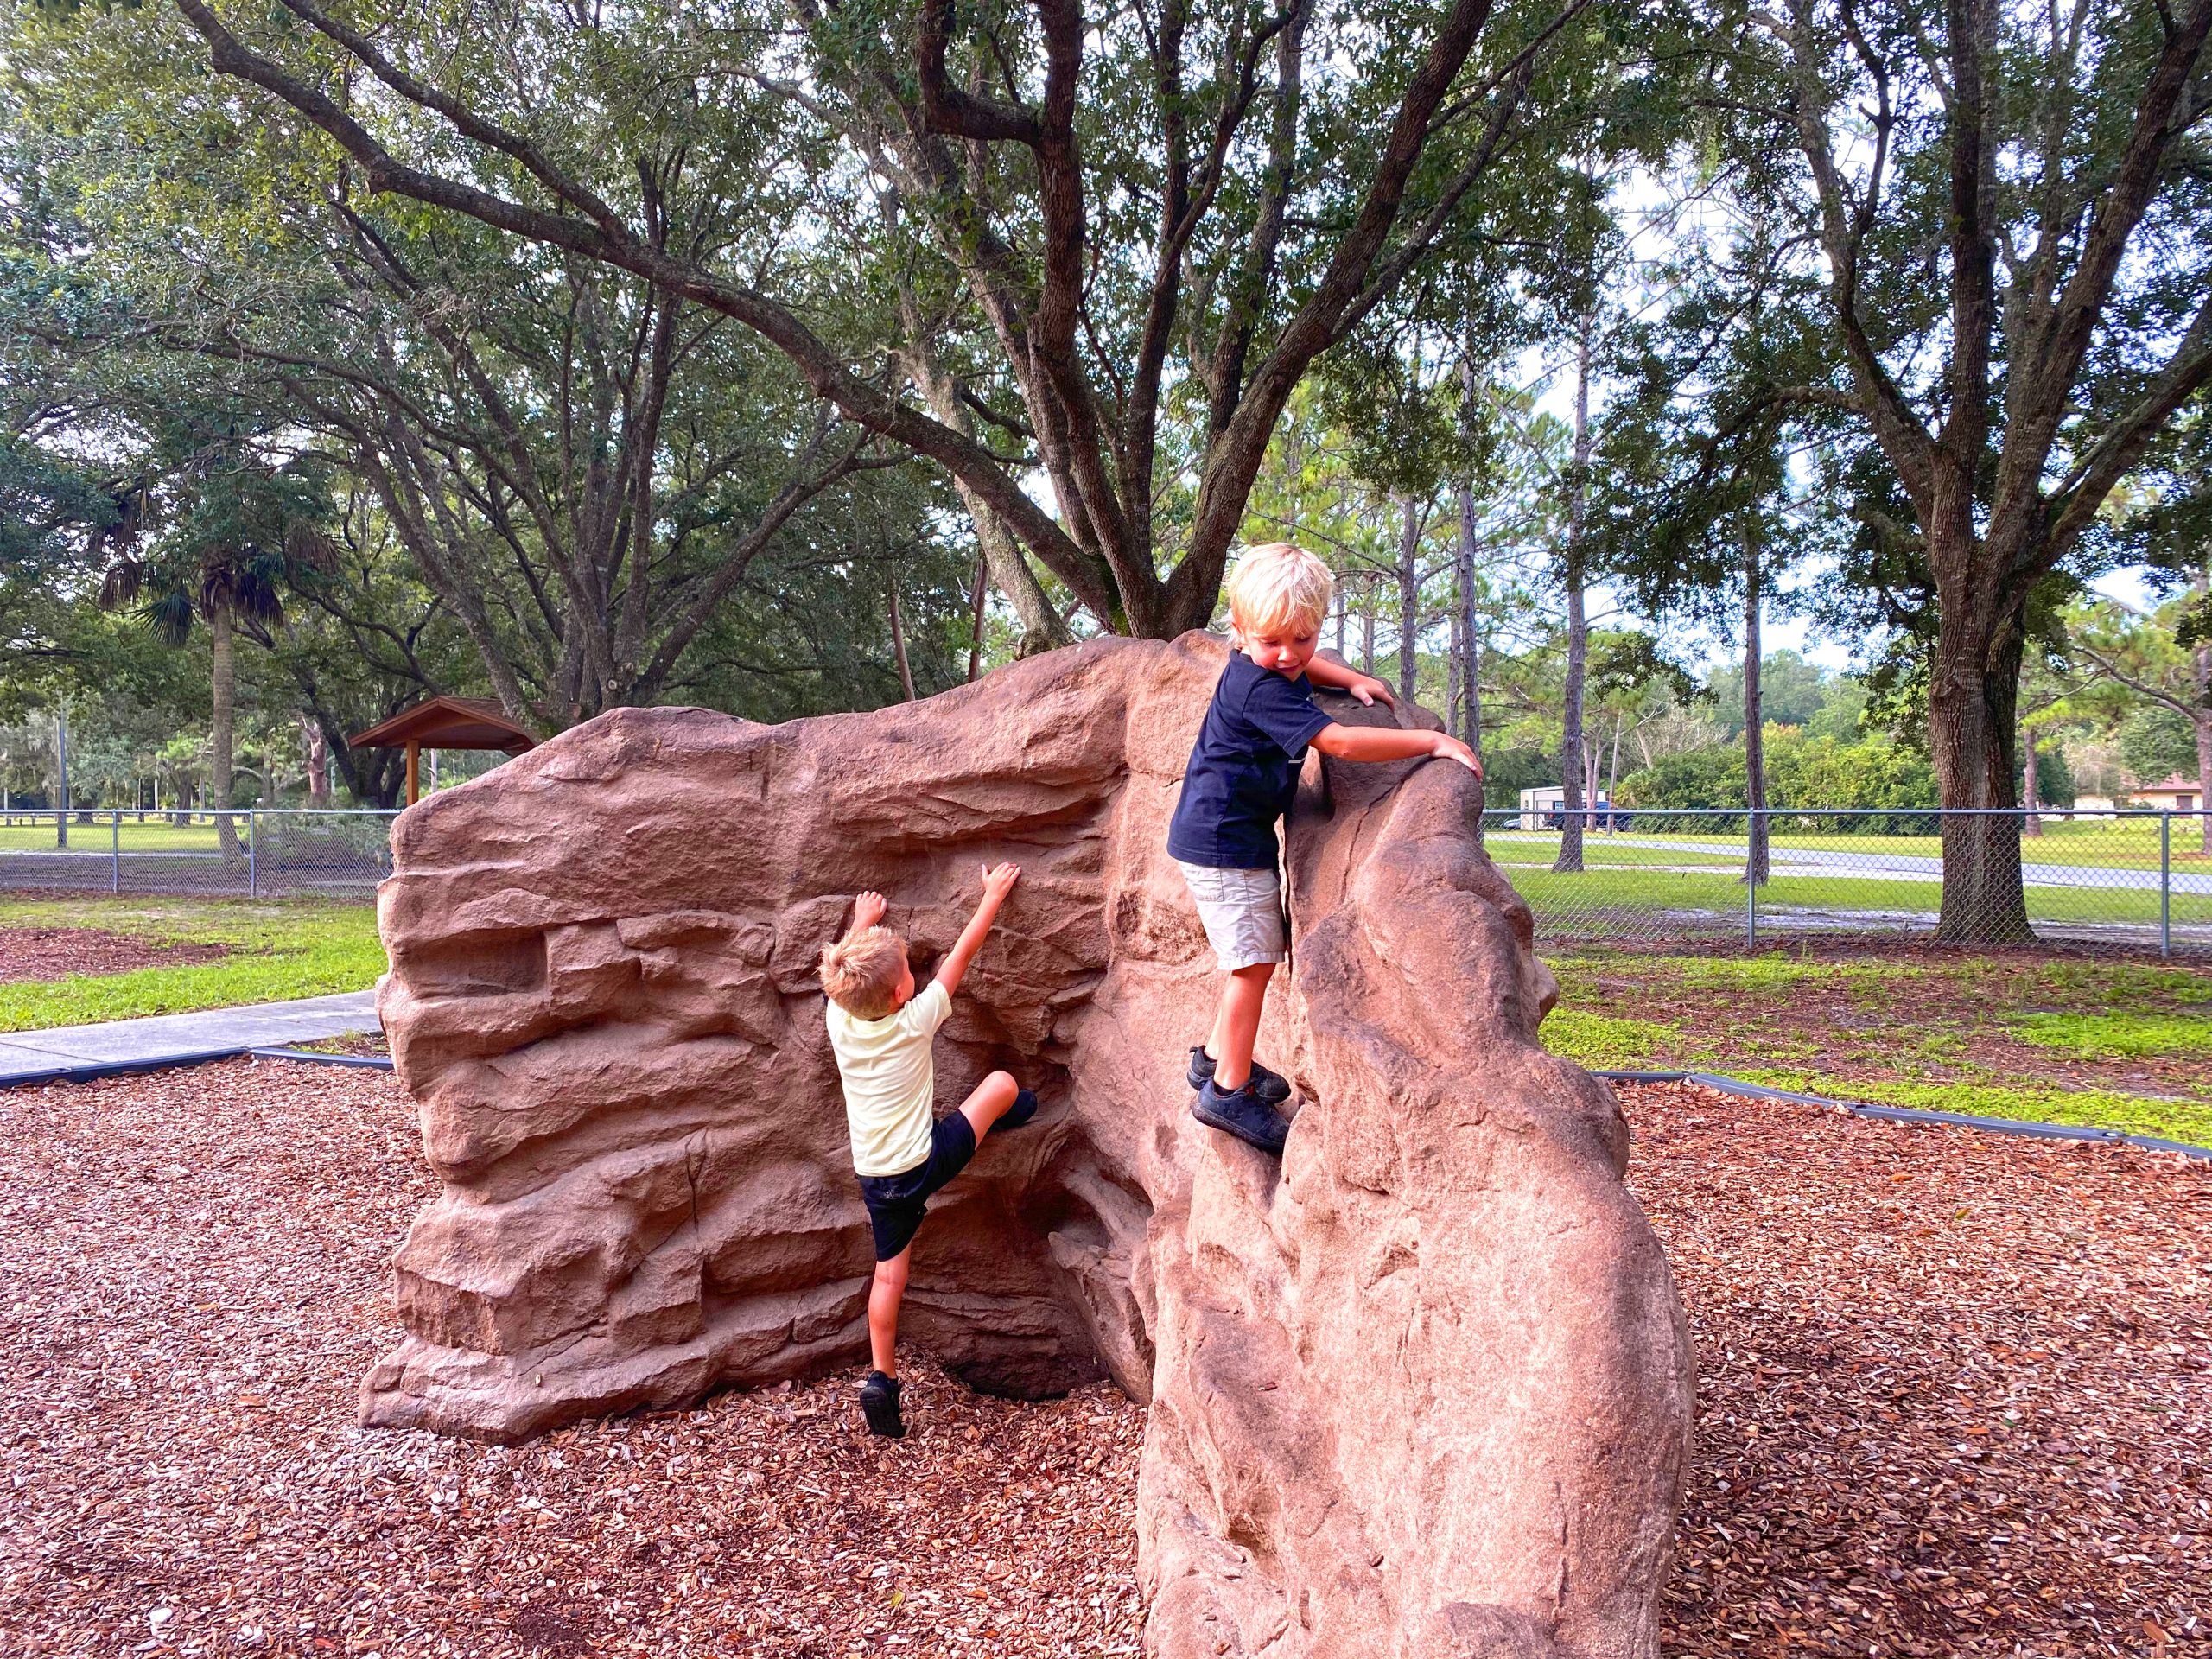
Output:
[1166, 543, 1481, 1154]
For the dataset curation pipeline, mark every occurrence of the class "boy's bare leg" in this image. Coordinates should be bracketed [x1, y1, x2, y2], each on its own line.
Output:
[957, 1069, 1021, 1144]
[1205, 962, 1275, 1090]
[868, 1248, 911, 1378]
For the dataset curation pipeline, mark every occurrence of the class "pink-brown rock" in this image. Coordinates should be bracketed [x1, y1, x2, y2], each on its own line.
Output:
[364, 634, 1694, 1658]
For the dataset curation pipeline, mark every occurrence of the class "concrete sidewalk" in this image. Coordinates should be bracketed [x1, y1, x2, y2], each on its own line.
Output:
[0, 990, 380, 1084]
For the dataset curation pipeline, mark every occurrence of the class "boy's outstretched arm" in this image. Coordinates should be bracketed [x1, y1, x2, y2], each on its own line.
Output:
[1304, 654, 1397, 708]
[934, 863, 1021, 998]
[1311, 722, 1484, 777]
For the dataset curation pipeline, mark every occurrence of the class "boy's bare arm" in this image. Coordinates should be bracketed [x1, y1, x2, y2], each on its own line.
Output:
[1304, 654, 1396, 708]
[1311, 722, 1483, 777]
[934, 863, 1021, 998]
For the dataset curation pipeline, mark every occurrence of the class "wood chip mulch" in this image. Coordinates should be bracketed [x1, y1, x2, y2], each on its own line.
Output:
[0, 1061, 2202, 1657]
[0, 925, 231, 985]
[0, 1059, 1144, 1659]
[1624, 1078, 2210, 1658]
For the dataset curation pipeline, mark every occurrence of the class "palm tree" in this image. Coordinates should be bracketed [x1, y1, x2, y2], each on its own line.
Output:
[96, 442, 334, 861]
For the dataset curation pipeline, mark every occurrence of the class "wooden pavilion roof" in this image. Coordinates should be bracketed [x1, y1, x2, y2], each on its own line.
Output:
[349, 696, 536, 755]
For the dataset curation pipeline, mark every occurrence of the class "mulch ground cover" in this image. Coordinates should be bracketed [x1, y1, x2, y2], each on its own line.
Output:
[0, 925, 231, 986]
[1627, 1078, 2209, 1657]
[0, 1061, 2203, 1656]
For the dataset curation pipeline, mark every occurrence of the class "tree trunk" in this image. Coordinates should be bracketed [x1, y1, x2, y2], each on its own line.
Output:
[1333, 586, 1347, 659]
[1397, 497, 1421, 708]
[1929, 619, 2034, 943]
[2020, 726, 2042, 836]
[1743, 518, 1769, 884]
[1459, 471, 1482, 762]
[302, 716, 327, 814]
[1361, 601, 1375, 677]
[211, 597, 241, 861]
[967, 550, 989, 683]
[1553, 318, 1593, 875]
[2196, 616, 2212, 854]
[887, 575, 918, 702]
[1606, 715, 1623, 832]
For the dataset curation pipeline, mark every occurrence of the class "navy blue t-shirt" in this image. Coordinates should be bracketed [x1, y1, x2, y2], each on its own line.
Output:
[1166, 652, 1335, 869]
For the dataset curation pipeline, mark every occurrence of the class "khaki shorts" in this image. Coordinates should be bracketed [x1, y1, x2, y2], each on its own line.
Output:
[1177, 860, 1286, 970]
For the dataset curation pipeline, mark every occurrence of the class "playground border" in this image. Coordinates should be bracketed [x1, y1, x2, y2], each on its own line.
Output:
[1597, 1069, 2212, 1161]
[0, 1044, 393, 1090]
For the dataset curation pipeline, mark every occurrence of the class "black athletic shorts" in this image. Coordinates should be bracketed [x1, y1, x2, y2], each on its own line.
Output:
[856, 1112, 977, 1262]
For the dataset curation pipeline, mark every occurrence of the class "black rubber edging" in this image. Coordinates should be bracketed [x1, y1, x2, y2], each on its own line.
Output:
[0, 1044, 392, 1090]
[1597, 1068, 2212, 1162]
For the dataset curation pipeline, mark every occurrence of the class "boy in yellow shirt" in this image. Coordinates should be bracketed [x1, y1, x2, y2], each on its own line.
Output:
[820, 864, 1036, 1437]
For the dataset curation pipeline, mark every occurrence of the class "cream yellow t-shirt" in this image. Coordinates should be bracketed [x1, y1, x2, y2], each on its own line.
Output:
[825, 980, 953, 1178]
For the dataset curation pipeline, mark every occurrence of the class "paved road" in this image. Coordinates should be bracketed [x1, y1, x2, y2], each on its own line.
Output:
[0, 990, 380, 1084]
[1489, 834, 2212, 893]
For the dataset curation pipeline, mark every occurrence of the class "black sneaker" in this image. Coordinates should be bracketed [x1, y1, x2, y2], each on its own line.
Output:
[859, 1370, 905, 1439]
[998, 1087, 1039, 1130]
[1186, 1046, 1291, 1104]
[1191, 1077, 1288, 1156]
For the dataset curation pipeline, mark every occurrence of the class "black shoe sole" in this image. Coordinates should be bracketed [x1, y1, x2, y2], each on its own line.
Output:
[1190, 1096, 1287, 1156]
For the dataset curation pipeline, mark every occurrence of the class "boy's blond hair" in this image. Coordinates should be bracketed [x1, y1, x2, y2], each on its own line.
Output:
[820, 926, 907, 1019]
[1225, 542, 1333, 639]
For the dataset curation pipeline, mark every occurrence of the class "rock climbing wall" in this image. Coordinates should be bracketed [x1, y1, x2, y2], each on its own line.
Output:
[363, 634, 1694, 1659]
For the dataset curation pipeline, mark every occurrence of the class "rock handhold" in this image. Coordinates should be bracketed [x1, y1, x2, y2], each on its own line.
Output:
[364, 634, 1694, 1658]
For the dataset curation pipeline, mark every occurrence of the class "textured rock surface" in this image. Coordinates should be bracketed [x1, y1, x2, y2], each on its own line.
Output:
[365, 634, 1694, 1658]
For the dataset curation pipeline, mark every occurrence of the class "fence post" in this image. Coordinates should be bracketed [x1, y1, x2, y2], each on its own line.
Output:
[1745, 810, 1760, 949]
[111, 809, 119, 894]
[247, 811, 258, 899]
[2160, 810, 2171, 960]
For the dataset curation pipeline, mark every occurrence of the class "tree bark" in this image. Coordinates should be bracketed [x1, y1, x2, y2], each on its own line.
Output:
[211, 597, 241, 861]
[1929, 618, 2034, 943]
[1458, 359, 1484, 765]
[2195, 654, 2212, 856]
[1743, 517, 1769, 883]
[1361, 601, 1375, 677]
[1396, 496, 1421, 708]
[303, 715, 331, 809]
[1553, 319, 1593, 875]
[2020, 727, 2042, 836]
[887, 575, 918, 702]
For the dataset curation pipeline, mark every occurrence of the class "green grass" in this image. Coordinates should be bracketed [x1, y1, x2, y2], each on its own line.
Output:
[2004, 1011, 2212, 1059]
[0, 896, 385, 1030]
[1510, 866, 2212, 930]
[0, 820, 229, 852]
[1545, 944, 2212, 1147]
[1492, 817, 2212, 873]
[1729, 1069, 2212, 1149]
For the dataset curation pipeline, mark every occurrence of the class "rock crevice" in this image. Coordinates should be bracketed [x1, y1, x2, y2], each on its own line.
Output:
[365, 635, 1694, 1658]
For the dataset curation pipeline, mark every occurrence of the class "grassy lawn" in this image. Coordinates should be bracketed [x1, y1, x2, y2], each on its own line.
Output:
[1490, 817, 2212, 873]
[1542, 944, 2212, 1147]
[1507, 865, 2212, 933]
[0, 896, 385, 1030]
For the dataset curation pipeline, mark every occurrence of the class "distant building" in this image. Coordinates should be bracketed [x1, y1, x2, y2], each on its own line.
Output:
[1519, 786, 1618, 832]
[2128, 775, 2205, 813]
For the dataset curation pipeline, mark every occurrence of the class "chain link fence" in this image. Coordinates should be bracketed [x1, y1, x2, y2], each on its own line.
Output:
[4, 804, 2209, 957]
[0, 810, 400, 897]
[1484, 807, 2212, 957]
